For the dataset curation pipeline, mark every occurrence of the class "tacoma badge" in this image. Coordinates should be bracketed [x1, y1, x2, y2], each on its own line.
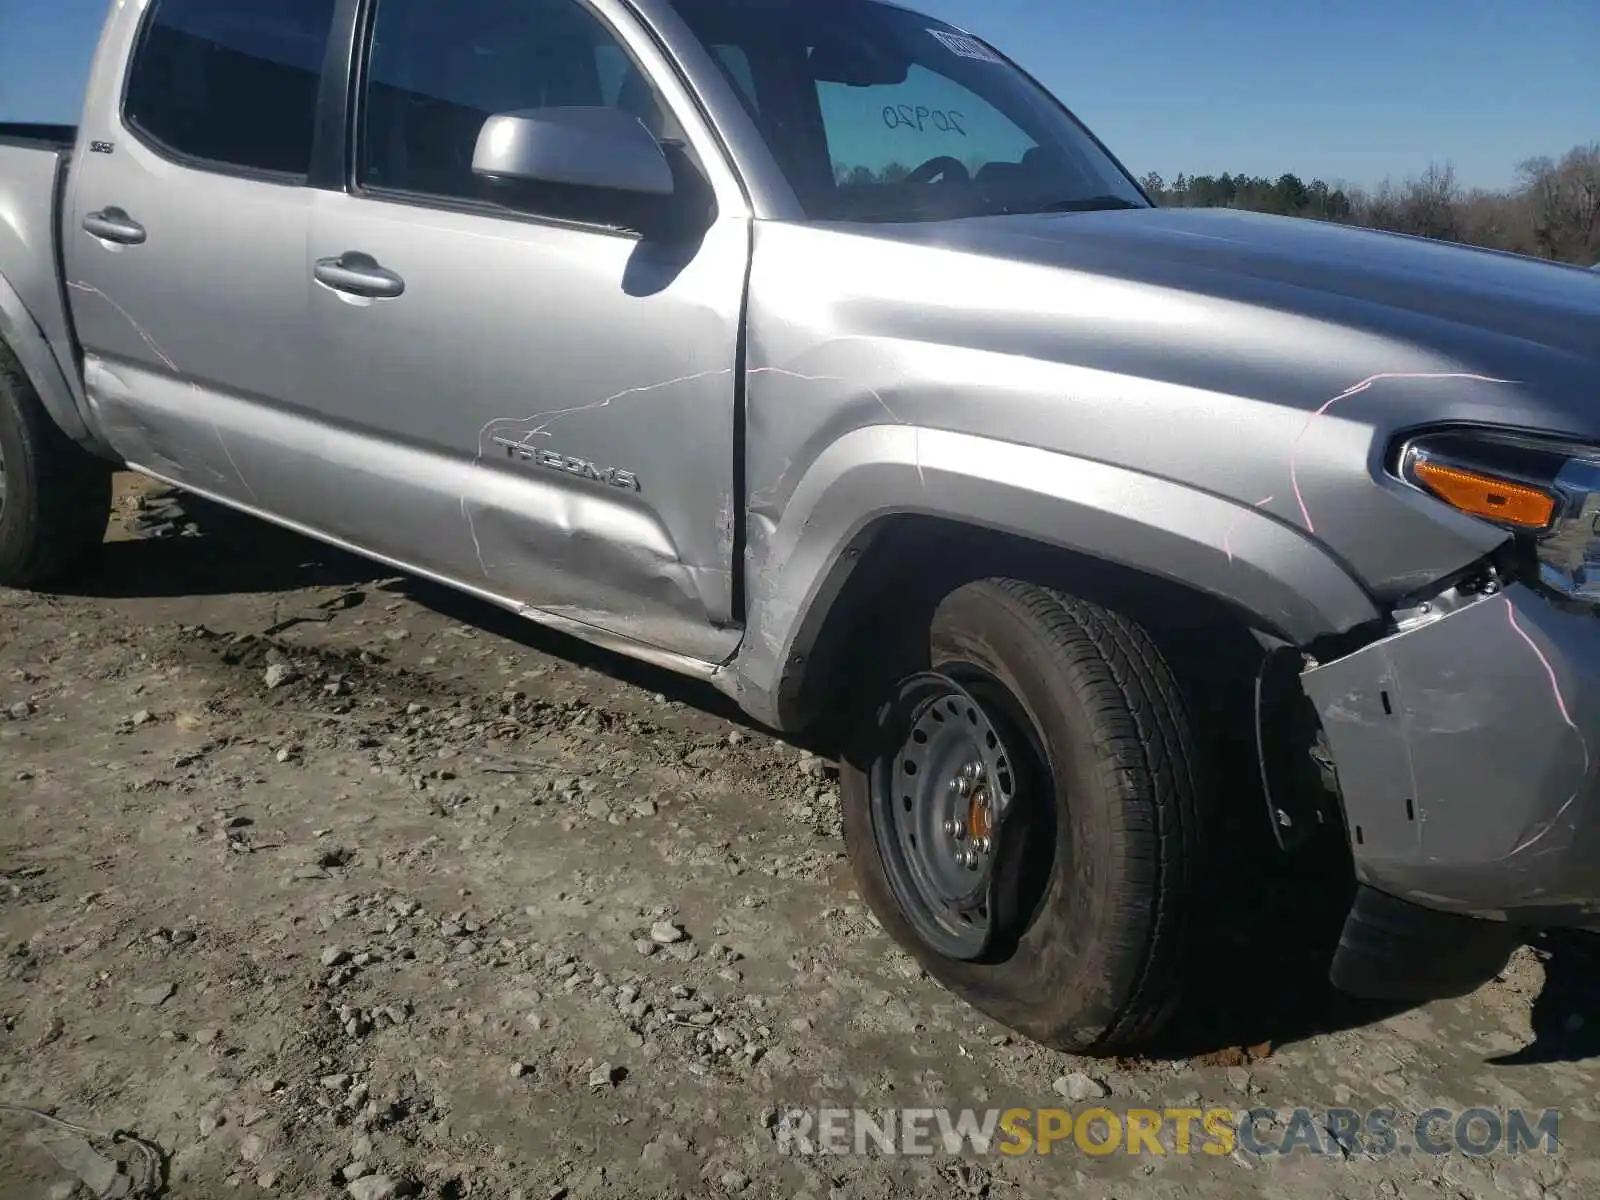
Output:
[492, 436, 640, 491]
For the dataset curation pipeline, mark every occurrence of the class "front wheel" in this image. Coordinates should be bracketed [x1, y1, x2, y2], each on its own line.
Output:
[840, 579, 1206, 1054]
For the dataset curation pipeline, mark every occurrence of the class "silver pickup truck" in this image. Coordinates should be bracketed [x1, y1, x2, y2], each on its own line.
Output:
[3, 0, 1598, 1055]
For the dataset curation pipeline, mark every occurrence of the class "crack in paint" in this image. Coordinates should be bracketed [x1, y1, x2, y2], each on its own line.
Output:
[67, 281, 177, 374]
[475, 369, 734, 463]
[1221, 494, 1275, 565]
[1287, 372, 1516, 534]
[67, 280, 258, 501]
[747, 456, 795, 518]
[1507, 789, 1582, 859]
[461, 496, 489, 578]
[1504, 596, 1590, 773]
[748, 366, 924, 489]
[465, 368, 735, 579]
[1498, 594, 1590, 859]
[211, 426, 258, 502]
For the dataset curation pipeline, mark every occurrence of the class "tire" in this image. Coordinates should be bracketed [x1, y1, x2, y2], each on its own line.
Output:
[840, 578, 1205, 1055]
[0, 341, 112, 587]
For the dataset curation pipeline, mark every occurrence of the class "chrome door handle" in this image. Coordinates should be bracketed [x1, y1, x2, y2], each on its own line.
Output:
[314, 252, 405, 299]
[83, 207, 146, 245]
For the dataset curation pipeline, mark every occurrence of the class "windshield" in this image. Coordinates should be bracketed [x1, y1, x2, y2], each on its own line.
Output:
[670, 0, 1148, 222]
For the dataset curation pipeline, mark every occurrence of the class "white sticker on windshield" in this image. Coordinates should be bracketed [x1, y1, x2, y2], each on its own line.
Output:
[928, 29, 1003, 64]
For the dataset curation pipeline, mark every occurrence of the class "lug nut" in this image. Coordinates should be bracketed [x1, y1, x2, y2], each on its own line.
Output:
[960, 849, 980, 870]
[949, 775, 972, 797]
[944, 818, 967, 840]
[974, 836, 992, 855]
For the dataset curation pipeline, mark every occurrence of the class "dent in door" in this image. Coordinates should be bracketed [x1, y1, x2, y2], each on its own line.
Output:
[450, 361, 739, 658]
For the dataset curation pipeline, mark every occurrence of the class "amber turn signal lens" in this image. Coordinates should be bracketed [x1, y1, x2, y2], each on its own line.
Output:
[1412, 459, 1556, 529]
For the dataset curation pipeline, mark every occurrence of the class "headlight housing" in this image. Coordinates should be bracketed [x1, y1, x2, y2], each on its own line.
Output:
[1396, 428, 1600, 604]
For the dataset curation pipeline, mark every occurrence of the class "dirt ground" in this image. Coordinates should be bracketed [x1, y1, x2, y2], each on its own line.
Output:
[2, 475, 1597, 1200]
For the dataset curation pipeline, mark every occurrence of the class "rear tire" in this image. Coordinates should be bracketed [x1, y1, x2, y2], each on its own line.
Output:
[840, 578, 1206, 1054]
[0, 341, 112, 587]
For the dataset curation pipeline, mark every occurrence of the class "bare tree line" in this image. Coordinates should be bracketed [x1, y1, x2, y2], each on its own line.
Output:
[1140, 143, 1600, 267]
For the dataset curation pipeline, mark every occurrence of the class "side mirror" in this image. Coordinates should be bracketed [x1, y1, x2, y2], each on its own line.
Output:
[472, 107, 675, 197]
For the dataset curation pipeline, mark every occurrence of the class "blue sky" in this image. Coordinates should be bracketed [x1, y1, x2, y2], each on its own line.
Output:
[2, 0, 1593, 191]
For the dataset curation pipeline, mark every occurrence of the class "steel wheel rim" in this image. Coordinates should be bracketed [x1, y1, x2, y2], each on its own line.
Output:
[869, 670, 1030, 960]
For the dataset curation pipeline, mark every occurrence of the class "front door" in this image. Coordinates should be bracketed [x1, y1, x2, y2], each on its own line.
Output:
[303, 0, 749, 662]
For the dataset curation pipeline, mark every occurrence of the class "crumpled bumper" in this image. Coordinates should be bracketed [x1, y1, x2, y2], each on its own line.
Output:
[1301, 582, 1600, 928]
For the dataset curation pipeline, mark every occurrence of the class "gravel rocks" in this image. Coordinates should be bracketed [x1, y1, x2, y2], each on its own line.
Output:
[263, 663, 298, 690]
[133, 981, 175, 1007]
[648, 921, 686, 945]
[1052, 1072, 1109, 1101]
[347, 1175, 404, 1200]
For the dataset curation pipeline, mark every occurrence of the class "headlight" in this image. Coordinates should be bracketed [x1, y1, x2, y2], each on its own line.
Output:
[1397, 428, 1600, 603]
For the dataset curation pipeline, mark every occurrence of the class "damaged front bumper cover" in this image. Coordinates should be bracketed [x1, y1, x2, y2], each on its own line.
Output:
[1303, 581, 1600, 931]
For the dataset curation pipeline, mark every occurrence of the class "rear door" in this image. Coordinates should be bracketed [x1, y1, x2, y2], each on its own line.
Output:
[63, 0, 335, 508]
[301, 0, 750, 663]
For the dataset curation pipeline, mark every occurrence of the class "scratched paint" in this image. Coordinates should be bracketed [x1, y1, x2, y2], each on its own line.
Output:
[747, 365, 925, 489]
[1506, 790, 1583, 859]
[68, 281, 176, 374]
[67, 280, 259, 501]
[210, 426, 259, 502]
[1286, 372, 1517, 535]
[1221, 494, 1275, 565]
[460, 495, 490, 579]
[474, 369, 734, 464]
[463, 367, 737, 590]
[1503, 595, 1591, 774]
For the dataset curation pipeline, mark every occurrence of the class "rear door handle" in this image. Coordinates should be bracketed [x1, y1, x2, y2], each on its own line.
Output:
[314, 252, 405, 300]
[83, 207, 147, 245]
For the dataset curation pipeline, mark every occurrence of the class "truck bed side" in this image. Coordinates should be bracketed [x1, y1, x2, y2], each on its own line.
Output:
[0, 125, 98, 443]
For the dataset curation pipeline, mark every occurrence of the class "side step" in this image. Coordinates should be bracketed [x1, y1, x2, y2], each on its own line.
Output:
[1329, 885, 1522, 1002]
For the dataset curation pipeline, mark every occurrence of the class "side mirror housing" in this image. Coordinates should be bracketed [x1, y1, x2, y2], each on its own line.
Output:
[472, 107, 675, 197]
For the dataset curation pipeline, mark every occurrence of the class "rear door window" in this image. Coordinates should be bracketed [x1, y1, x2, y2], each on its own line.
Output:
[123, 0, 337, 178]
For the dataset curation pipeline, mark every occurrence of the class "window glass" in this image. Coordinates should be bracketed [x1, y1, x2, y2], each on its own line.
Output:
[819, 64, 1033, 187]
[124, 0, 336, 177]
[359, 0, 674, 205]
[712, 44, 759, 110]
[596, 44, 630, 107]
[673, 0, 1146, 222]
